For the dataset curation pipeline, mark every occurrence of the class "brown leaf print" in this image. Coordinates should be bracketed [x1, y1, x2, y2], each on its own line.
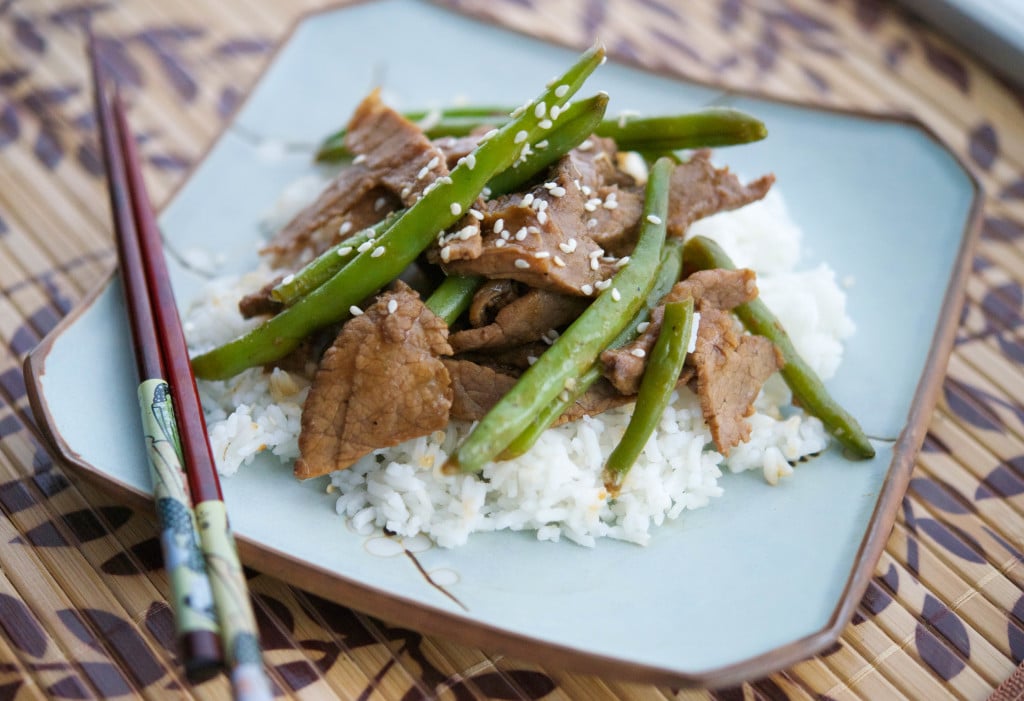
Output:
[854, 0, 884, 31]
[718, 0, 742, 32]
[100, 536, 162, 575]
[13, 15, 45, 53]
[0, 594, 48, 657]
[975, 460, 1024, 500]
[93, 36, 143, 89]
[45, 675, 93, 699]
[764, 9, 833, 34]
[48, 2, 113, 30]
[78, 609, 167, 687]
[909, 476, 975, 515]
[885, 38, 911, 68]
[1010, 596, 1024, 663]
[754, 25, 779, 72]
[213, 37, 273, 57]
[1001, 178, 1024, 200]
[581, 0, 606, 39]
[921, 39, 969, 93]
[968, 122, 998, 171]
[801, 64, 829, 93]
[916, 595, 969, 680]
[0, 478, 36, 514]
[983, 216, 1024, 242]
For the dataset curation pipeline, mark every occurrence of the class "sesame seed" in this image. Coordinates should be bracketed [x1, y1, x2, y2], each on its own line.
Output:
[603, 199, 619, 210]
[349, 305, 364, 316]
[527, 355, 538, 366]
[630, 348, 646, 358]
[553, 256, 566, 267]
[581, 185, 592, 196]
[426, 155, 440, 170]
[465, 153, 476, 170]
[535, 140, 548, 149]
[534, 251, 551, 259]
[440, 245, 452, 262]
[637, 322, 650, 333]
[559, 390, 570, 402]
[510, 101, 529, 118]
[514, 130, 528, 144]
[514, 258, 530, 269]
[494, 238, 506, 248]
[494, 218, 505, 234]
[555, 84, 569, 98]
[587, 218, 598, 228]
[371, 246, 386, 258]
[357, 240, 373, 253]
[584, 201, 597, 212]
[500, 230, 511, 241]
[581, 284, 594, 295]
[339, 221, 352, 235]
[352, 154, 367, 164]
[550, 105, 561, 119]
[550, 186, 566, 197]
[578, 139, 593, 151]
[564, 377, 577, 392]
[417, 166, 430, 180]
[374, 197, 387, 211]
[611, 288, 621, 301]
[483, 128, 499, 140]
[521, 193, 534, 207]
[282, 274, 294, 285]
[646, 214, 663, 225]
[469, 208, 484, 221]
[515, 228, 529, 241]
[615, 256, 631, 268]
[387, 299, 398, 314]
[595, 278, 612, 290]
[456, 225, 477, 240]
[450, 202, 462, 216]
[534, 101, 547, 118]
[363, 227, 376, 239]
[481, 186, 492, 198]
[338, 246, 352, 256]
[558, 242, 573, 254]
[537, 211, 548, 225]
[538, 119, 553, 130]
[544, 181, 557, 190]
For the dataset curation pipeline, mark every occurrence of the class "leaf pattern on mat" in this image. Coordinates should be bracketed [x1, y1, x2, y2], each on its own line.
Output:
[975, 457, 1024, 500]
[909, 477, 975, 515]
[921, 38, 969, 93]
[968, 122, 999, 171]
[0, 594, 48, 657]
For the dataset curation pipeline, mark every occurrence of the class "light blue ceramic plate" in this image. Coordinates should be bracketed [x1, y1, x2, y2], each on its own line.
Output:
[26, 0, 982, 687]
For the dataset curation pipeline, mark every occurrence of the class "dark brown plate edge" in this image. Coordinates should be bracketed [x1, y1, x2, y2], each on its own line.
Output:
[22, 0, 987, 689]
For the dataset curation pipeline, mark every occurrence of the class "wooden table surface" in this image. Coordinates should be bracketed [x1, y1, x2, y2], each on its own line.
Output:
[2, 0, 1024, 698]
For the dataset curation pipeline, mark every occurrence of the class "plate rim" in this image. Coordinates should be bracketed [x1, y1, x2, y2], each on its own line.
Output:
[23, 0, 987, 688]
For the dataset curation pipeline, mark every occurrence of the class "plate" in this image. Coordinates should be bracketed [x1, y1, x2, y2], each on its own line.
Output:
[25, 0, 982, 688]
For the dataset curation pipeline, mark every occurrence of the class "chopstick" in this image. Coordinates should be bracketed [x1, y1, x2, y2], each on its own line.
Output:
[90, 37, 273, 701]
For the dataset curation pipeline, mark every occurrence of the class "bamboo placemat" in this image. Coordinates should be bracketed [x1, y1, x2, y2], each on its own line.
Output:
[2, 0, 1023, 698]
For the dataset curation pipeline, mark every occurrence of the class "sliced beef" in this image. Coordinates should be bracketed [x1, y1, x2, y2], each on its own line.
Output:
[238, 277, 284, 319]
[449, 287, 588, 353]
[667, 151, 775, 236]
[433, 134, 483, 169]
[294, 282, 453, 479]
[444, 359, 518, 422]
[692, 308, 782, 455]
[467, 279, 520, 327]
[263, 90, 447, 268]
[601, 268, 758, 395]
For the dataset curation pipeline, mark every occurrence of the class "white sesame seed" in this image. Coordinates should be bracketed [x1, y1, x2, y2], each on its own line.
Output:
[564, 377, 577, 392]
[363, 227, 376, 239]
[603, 199, 619, 210]
[338, 246, 352, 256]
[558, 390, 570, 402]
[544, 181, 557, 190]
[357, 240, 373, 253]
[595, 278, 612, 290]
[282, 274, 294, 285]
[615, 256, 631, 268]
[515, 228, 529, 241]
[514, 258, 530, 269]
[483, 128, 499, 140]
[465, 153, 476, 170]
[469, 208, 484, 221]
[349, 305, 364, 316]
[387, 299, 398, 314]
[555, 84, 570, 97]
[534, 101, 547, 118]
[339, 221, 353, 235]
[535, 140, 548, 149]
[611, 288, 621, 301]
[567, 238, 578, 252]
[646, 214, 663, 225]
[514, 130, 528, 144]
[550, 105, 561, 120]
[581, 185, 592, 196]
[553, 256, 566, 267]
[500, 230, 511, 241]
[416, 166, 430, 180]
[371, 246, 386, 258]
[581, 284, 594, 295]
[534, 251, 551, 259]
[630, 348, 646, 358]
[584, 201, 598, 212]
[578, 139, 593, 151]
[538, 119, 553, 130]
[636, 322, 650, 333]
[457, 225, 477, 240]
[352, 154, 367, 164]
[426, 155, 440, 170]
[537, 210, 548, 225]
[481, 186, 492, 198]
[494, 218, 505, 234]
[550, 186, 566, 197]
[494, 238, 506, 248]
[521, 193, 534, 207]
[590, 257, 599, 271]
[440, 245, 452, 263]
[587, 218, 598, 228]
[374, 196, 387, 212]
[527, 355, 538, 366]
[400, 186, 412, 199]
[558, 242, 573, 254]
[450, 202, 462, 216]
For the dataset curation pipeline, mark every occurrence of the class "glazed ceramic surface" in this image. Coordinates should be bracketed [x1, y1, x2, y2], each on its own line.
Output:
[27, 0, 980, 686]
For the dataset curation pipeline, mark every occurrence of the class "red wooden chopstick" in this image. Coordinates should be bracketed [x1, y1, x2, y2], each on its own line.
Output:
[90, 36, 272, 700]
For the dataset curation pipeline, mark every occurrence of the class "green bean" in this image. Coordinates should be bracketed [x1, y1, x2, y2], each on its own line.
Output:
[683, 235, 875, 459]
[317, 106, 511, 162]
[594, 108, 767, 152]
[424, 275, 483, 325]
[272, 93, 609, 309]
[500, 236, 685, 459]
[604, 299, 693, 491]
[487, 92, 608, 196]
[192, 44, 607, 380]
[445, 157, 674, 473]
[270, 215, 394, 304]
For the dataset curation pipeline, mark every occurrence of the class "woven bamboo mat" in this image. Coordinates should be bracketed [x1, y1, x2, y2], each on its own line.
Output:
[2, 0, 1023, 698]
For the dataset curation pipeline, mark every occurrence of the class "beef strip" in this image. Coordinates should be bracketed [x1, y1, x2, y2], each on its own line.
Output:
[467, 279, 520, 328]
[601, 268, 759, 395]
[294, 282, 453, 479]
[692, 308, 782, 455]
[238, 277, 284, 319]
[262, 90, 447, 268]
[443, 359, 519, 421]
[667, 151, 775, 237]
[449, 287, 588, 353]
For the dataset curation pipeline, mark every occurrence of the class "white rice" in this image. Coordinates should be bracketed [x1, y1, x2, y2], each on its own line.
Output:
[186, 188, 852, 548]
